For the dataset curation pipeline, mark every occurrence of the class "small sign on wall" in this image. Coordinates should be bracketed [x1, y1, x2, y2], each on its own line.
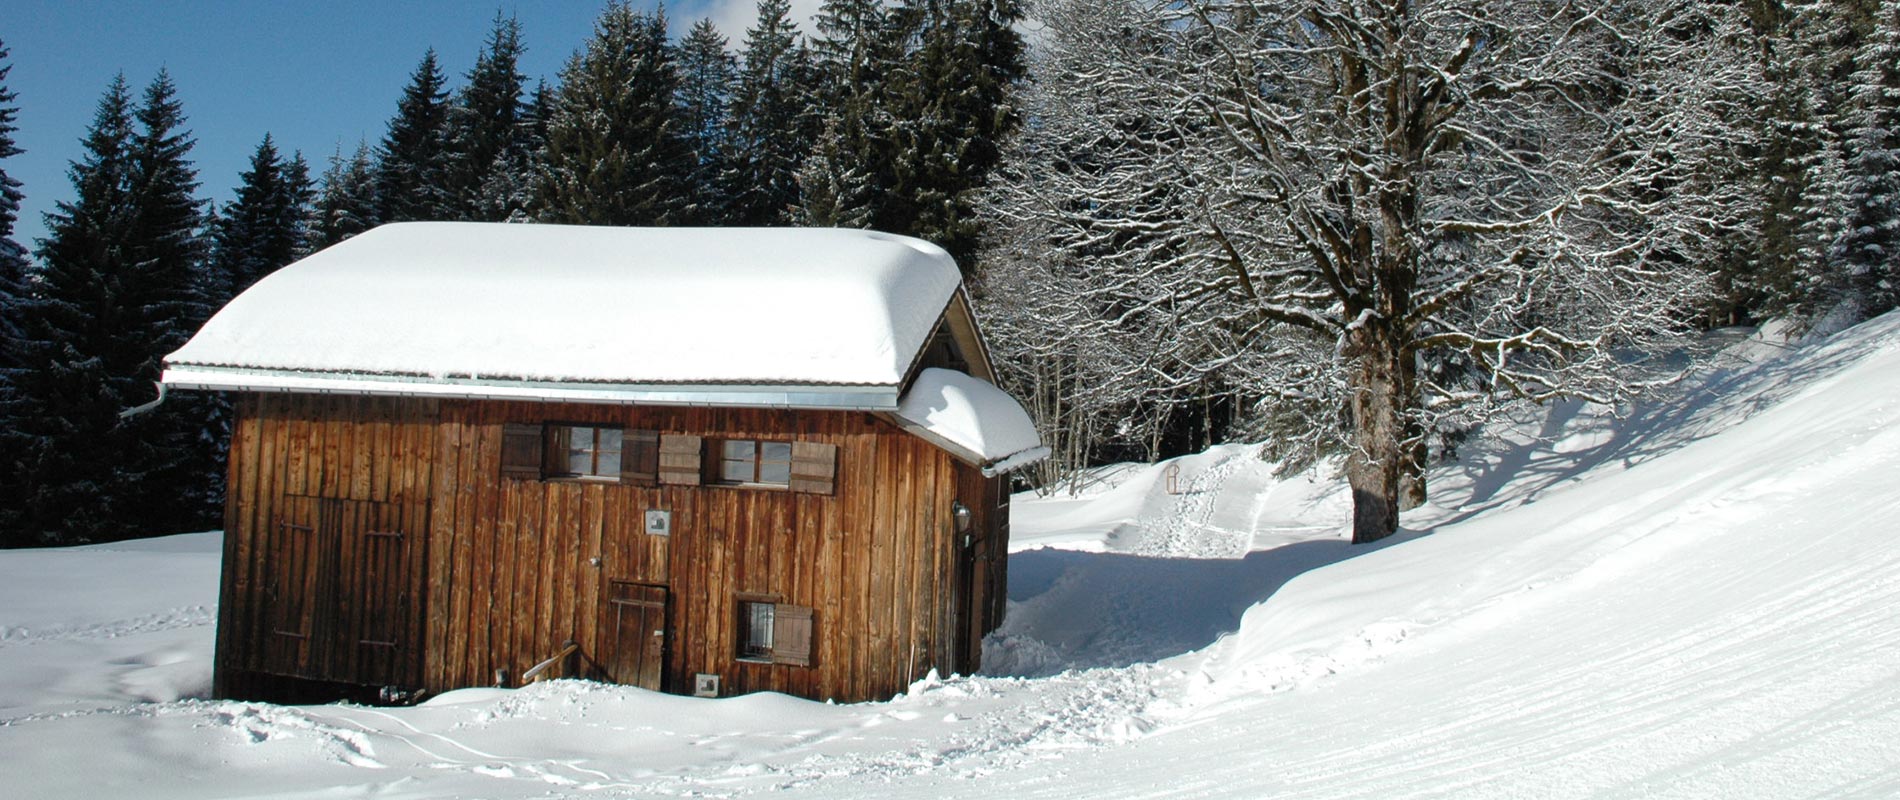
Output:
[694, 673, 720, 698]
[644, 509, 671, 536]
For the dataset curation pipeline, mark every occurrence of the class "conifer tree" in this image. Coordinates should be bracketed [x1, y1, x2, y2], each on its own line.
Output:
[534, 1, 694, 226]
[377, 50, 453, 223]
[0, 39, 30, 542]
[1826, 0, 1900, 318]
[1, 73, 214, 544]
[213, 134, 315, 300]
[880, 0, 1025, 267]
[799, 0, 899, 228]
[800, 0, 1025, 270]
[0, 37, 25, 334]
[676, 18, 737, 223]
[314, 143, 379, 248]
[725, 0, 821, 226]
[447, 14, 532, 221]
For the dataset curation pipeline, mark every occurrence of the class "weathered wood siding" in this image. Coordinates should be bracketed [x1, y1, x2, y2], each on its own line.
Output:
[216, 393, 1010, 704]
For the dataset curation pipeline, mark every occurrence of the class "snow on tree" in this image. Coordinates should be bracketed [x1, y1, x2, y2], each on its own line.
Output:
[533, 1, 695, 226]
[676, 17, 738, 224]
[983, 0, 1751, 542]
[0, 37, 25, 339]
[313, 142, 380, 249]
[376, 50, 453, 223]
[799, 0, 1025, 271]
[445, 13, 533, 222]
[725, 0, 821, 226]
[1824, 0, 1900, 318]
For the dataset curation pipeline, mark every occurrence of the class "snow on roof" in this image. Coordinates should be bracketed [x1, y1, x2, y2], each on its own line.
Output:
[894, 368, 1048, 475]
[163, 222, 964, 407]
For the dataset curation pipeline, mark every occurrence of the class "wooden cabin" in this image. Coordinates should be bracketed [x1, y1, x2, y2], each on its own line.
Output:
[161, 223, 1047, 705]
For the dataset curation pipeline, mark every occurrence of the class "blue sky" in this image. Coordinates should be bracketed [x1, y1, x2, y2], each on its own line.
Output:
[4, 0, 821, 253]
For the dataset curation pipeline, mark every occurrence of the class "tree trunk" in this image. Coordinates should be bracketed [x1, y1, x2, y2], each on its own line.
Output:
[1398, 349, 1427, 511]
[1344, 322, 1404, 544]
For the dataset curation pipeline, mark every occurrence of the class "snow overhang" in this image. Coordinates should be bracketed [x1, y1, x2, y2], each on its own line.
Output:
[891, 368, 1048, 476]
[163, 222, 962, 391]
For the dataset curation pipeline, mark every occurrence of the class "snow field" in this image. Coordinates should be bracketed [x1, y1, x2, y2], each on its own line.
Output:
[4, 313, 1900, 797]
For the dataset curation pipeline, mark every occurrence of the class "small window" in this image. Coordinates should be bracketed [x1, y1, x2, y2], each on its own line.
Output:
[740, 601, 775, 660]
[735, 597, 813, 666]
[717, 439, 794, 486]
[550, 425, 622, 479]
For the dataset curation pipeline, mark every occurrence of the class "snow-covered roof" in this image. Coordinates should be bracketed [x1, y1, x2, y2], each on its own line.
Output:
[893, 368, 1048, 475]
[163, 222, 965, 409]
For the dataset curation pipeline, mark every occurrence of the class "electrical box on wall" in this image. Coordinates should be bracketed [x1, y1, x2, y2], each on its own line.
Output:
[644, 509, 671, 536]
[693, 673, 720, 698]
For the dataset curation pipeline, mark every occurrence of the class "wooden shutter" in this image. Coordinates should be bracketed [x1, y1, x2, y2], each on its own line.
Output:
[772, 603, 814, 667]
[789, 442, 838, 495]
[658, 434, 703, 485]
[621, 430, 660, 485]
[500, 423, 543, 479]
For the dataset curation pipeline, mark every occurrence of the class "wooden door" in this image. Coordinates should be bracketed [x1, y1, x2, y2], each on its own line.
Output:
[260, 495, 324, 674]
[603, 582, 668, 690]
[254, 496, 427, 687]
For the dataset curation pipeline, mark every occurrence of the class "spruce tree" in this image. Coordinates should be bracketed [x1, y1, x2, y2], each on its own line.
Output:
[377, 50, 453, 223]
[533, 1, 694, 226]
[1828, 0, 1900, 318]
[676, 18, 737, 224]
[0, 39, 30, 542]
[725, 0, 821, 226]
[1, 73, 214, 544]
[880, 0, 1024, 268]
[447, 14, 532, 221]
[799, 0, 897, 229]
[0, 37, 25, 331]
[213, 134, 314, 300]
[314, 143, 380, 248]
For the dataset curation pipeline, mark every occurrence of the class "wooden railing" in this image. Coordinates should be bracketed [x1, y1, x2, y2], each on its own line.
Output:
[520, 640, 580, 685]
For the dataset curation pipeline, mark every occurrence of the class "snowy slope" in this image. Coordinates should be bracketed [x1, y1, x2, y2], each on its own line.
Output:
[5, 314, 1900, 798]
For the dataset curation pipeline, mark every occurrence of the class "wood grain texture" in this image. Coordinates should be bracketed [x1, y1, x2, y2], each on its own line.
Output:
[213, 394, 1012, 704]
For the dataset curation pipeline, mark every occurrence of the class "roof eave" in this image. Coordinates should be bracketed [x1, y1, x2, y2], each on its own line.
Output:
[161, 366, 903, 411]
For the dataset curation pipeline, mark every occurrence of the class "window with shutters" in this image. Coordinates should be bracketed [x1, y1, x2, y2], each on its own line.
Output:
[500, 423, 659, 484]
[735, 596, 814, 666]
[709, 439, 837, 495]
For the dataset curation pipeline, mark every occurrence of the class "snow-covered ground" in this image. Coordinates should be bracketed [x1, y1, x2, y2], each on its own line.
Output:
[6, 314, 1900, 798]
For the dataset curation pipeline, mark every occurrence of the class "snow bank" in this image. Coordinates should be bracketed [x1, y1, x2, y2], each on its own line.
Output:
[164, 223, 962, 395]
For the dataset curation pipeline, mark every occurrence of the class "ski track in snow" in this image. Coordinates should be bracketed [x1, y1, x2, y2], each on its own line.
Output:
[0, 606, 214, 647]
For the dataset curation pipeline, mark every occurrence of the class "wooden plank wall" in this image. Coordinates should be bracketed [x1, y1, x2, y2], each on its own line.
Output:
[426, 401, 970, 703]
[220, 392, 1002, 704]
[214, 393, 438, 697]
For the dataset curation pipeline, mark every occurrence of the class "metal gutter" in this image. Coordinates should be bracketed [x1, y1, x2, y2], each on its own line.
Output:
[161, 366, 903, 411]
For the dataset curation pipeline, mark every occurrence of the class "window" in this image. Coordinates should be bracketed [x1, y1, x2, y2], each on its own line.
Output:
[736, 597, 813, 666]
[500, 423, 660, 484]
[717, 439, 794, 486]
[740, 601, 775, 660]
[551, 425, 621, 479]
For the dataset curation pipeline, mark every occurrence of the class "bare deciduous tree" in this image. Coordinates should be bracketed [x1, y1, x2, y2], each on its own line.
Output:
[981, 0, 1758, 541]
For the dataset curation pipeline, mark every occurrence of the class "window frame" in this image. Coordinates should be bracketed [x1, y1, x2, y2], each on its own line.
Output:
[713, 438, 795, 488]
[734, 593, 813, 667]
[500, 423, 661, 485]
[545, 423, 624, 482]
